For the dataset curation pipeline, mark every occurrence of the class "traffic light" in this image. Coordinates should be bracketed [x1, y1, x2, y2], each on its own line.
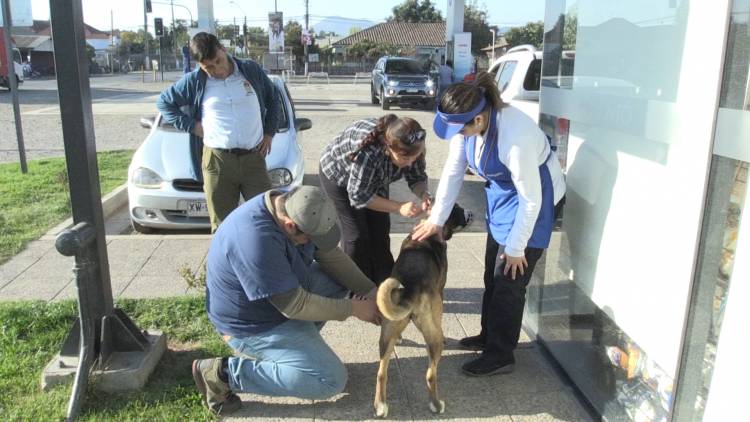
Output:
[154, 18, 164, 37]
[145, 0, 152, 13]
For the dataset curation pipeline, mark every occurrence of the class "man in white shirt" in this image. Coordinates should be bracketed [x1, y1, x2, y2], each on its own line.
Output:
[157, 32, 281, 231]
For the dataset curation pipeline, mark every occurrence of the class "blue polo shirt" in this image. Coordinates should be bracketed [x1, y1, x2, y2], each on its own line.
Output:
[205, 193, 316, 336]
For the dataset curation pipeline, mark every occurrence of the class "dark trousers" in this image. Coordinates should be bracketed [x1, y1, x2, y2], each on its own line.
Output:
[480, 236, 543, 359]
[319, 169, 394, 284]
[479, 199, 564, 359]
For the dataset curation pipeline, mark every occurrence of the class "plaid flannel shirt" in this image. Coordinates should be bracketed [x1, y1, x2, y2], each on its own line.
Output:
[320, 118, 428, 209]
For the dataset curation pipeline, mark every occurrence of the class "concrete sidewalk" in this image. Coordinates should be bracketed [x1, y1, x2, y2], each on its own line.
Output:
[0, 232, 592, 421]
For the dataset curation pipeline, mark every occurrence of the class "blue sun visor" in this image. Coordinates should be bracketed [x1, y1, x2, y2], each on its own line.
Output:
[432, 97, 487, 140]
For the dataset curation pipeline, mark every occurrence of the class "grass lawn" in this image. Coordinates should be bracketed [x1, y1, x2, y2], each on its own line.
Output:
[0, 150, 133, 264]
[0, 296, 229, 421]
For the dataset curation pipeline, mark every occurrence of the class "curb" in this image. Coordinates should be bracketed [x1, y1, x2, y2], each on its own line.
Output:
[44, 183, 129, 237]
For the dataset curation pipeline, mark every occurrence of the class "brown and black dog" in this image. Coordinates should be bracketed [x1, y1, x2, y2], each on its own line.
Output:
[373, 204, 469, 418]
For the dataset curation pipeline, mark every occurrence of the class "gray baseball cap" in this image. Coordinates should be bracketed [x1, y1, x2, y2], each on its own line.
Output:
[285, 186, 340, 251]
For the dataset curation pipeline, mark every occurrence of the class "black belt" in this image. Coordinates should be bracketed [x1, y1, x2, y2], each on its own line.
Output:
[211, 145, 261, 156]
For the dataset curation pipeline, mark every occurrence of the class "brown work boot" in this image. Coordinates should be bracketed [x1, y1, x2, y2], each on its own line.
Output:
[192, 358, 242, 415]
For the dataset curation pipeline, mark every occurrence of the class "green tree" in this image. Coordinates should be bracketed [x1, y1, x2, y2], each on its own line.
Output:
[116, 29, 157, 56]
[505, 21, 544, 50]
[245, 26, 268, 47]
[85, 44, 96, 63]
[388, 0, 443, 23]
[216, 23, 239, 44]
[317, 30, 338, 38]
[349, 26, 362, 35]
[563, 13, 577, 51]
[347, 39, 399, 60]
[463, 1, 492, 54]
[284, 20, 304, 57]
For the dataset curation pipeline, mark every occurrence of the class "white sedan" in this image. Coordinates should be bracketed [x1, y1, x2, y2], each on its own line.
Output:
[128, 76, 310, 233]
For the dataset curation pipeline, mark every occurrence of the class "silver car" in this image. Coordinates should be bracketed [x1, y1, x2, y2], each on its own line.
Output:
[128, 76, 311, 233]
[371, 56, 437, 110]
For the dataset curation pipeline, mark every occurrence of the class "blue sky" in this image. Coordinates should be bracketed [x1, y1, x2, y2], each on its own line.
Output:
[28, 0, 545, 33]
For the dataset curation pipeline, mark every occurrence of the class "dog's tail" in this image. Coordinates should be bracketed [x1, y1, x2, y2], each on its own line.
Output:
[377, 277, 413, 321]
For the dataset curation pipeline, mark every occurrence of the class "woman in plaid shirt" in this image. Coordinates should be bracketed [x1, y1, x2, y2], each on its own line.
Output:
[319, 115, 431, 284]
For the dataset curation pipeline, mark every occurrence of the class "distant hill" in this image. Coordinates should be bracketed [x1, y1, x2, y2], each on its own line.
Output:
[309, 16, 378, 37]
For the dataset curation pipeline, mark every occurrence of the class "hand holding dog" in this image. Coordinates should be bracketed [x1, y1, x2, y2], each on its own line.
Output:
[352, 297, 381, 325]
[502, 254, 528, 280]
[399, 201, 422, 218]
[411, 221, 443, 242]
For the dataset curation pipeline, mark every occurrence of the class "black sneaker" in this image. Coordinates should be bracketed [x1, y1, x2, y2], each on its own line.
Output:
[461, 354, 515, 377]
[458, 335, 485, 351]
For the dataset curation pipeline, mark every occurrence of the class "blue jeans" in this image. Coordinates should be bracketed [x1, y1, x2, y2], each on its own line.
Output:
[225, 263, 349, 400]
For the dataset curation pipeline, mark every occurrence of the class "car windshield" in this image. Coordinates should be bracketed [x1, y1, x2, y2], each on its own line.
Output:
[385, 59, 424, 74]
[276, 87, 289, 130]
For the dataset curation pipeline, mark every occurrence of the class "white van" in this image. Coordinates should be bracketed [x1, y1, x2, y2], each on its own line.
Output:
[488, 44, 542, 122]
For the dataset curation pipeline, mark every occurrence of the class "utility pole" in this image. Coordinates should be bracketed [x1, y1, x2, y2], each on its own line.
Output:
[110, 10, 114, 74]
[143, 0, 150, 70]
[304, 0, 309, 76]
[170, 0, 178, 69]
[1, 0, 27, 173]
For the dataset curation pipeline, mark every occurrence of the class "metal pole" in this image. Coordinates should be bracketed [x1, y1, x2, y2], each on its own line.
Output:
[1, 0, 27, 173]
[304, 0, 308, 76]
[170, 0, 178, 69]
[490, 28, 496, 64]
[110, 10, 114, 74]
[143, 0, 150, 70]
[158, 36, 164, 81]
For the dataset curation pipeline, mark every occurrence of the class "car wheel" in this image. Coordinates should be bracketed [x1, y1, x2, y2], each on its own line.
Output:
[381, 89, 390, 110]
[371, 84, 380, 104]
[131, 220, 155, 234]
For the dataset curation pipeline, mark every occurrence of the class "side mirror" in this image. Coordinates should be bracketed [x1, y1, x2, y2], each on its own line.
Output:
[294, 118, 312, 132]
[140, 116, 155, 129]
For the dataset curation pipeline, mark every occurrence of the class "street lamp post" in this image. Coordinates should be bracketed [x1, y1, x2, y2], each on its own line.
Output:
[490, 28, 496, 64]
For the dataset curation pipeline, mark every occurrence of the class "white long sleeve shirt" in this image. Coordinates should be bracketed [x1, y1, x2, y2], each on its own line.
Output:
[428, 106, 566, 257]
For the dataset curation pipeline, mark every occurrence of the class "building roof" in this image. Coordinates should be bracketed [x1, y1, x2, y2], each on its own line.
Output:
[333, 22, 446, 48]
[15, 20, 112, 39]
[13, 34, 51, 49]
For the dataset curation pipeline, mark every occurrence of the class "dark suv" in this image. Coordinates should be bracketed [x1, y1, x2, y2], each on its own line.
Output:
[371, 57, 437, 110]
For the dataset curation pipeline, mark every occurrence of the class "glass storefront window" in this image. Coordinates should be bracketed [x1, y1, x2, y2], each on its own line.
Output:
[673, 0, 750, 419]
[535, 0, 730, 420]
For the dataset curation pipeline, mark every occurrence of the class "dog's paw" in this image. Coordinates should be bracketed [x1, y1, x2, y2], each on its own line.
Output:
[429, 400, 445, 414]
[374, 402, 389, 418]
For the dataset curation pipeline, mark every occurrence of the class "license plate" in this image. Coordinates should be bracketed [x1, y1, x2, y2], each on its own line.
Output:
[186, 201, 209, 217]
[406, 89, 418, 93]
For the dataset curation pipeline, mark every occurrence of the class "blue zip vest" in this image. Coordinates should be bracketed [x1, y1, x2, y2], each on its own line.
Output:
[465, 108, 556, 250]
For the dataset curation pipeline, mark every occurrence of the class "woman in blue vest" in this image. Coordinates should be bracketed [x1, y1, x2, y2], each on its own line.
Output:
[413, 73, 566, 376]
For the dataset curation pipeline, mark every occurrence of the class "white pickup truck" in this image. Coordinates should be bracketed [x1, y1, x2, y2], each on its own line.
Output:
[488, 45, 570, 171]
[488, 44, 542, 123]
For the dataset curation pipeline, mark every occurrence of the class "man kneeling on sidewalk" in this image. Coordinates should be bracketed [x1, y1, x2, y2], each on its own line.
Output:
[193, 186, 380, 414]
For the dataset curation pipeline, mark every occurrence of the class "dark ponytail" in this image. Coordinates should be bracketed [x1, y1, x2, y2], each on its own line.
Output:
[350, 114, 426, 160]
[438, 71, 506, 115]
[359, 114, 398, 151]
